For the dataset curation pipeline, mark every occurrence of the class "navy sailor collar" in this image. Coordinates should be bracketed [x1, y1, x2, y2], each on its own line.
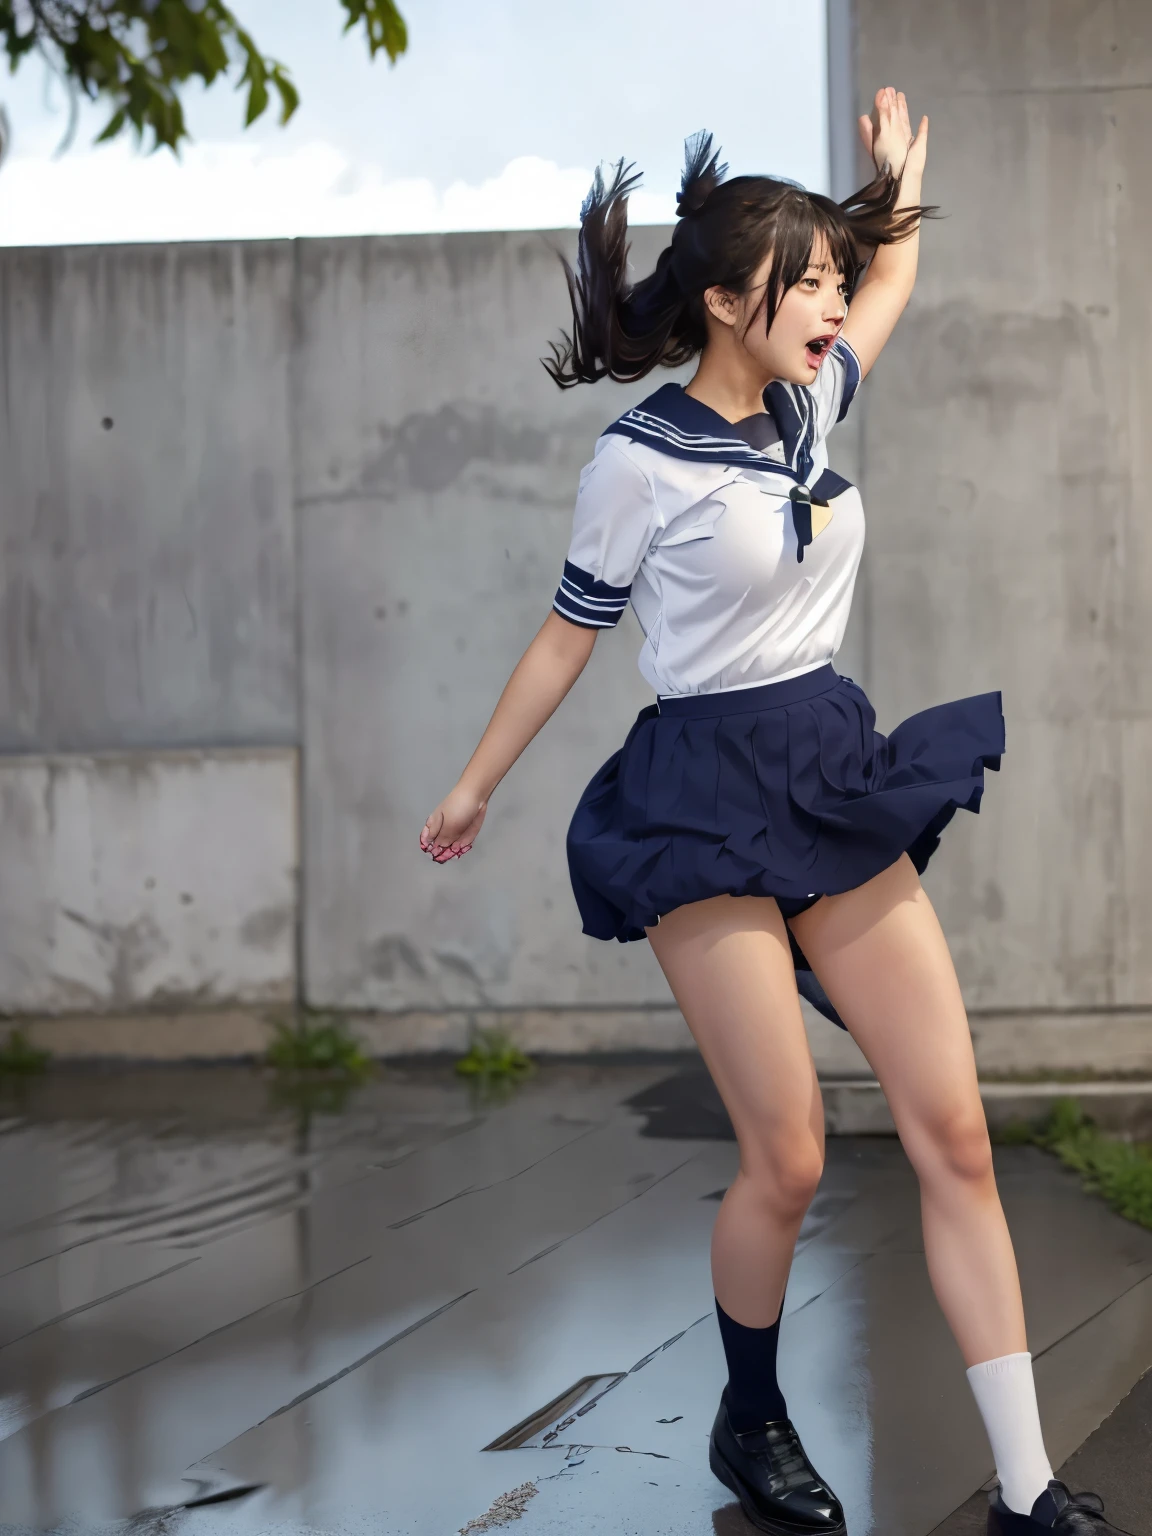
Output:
[601, 380, 818, 485]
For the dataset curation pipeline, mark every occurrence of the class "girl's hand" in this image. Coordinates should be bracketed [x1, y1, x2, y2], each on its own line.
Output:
[416, 614, 598, 869]
[858, 87, 928, 183]
[420, 785, 487, 864]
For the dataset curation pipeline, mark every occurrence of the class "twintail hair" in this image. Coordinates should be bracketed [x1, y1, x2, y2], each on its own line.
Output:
[543, 132, 935, 389]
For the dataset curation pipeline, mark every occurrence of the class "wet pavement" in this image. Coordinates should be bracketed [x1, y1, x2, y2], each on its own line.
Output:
[0, 1062, 1149, 1536]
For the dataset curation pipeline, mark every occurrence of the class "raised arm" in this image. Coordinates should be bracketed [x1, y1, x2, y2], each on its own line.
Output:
[840, 87, 929, 380]
[419, 612, 597, 863]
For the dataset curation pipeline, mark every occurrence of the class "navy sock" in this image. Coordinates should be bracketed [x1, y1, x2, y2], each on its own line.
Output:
[715, 1298, 788, 1432]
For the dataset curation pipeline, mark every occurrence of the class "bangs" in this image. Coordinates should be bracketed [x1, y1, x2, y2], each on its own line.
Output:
[767, 190, 861, 310]
[810, 197, 864, 288]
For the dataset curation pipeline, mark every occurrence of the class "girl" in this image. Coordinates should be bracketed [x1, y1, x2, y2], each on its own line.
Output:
[420, 90, 1126, 1536]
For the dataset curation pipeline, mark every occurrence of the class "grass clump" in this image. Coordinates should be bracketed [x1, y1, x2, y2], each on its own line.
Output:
[265, 1014, 373, 1081]
[0, 1028, 50, 1076]
[1004, 1096, 1152, 1232]
[455, 1029, 534, 1085]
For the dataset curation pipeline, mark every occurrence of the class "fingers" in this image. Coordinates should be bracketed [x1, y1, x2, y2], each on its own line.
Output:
[419, 810, 443, 851]
[875, 86, 914, 137]
[871, 88, 895, 148]
[430, 811, 485, 863]
[431, 843, 471, 864]
[857, 114, 874, 154]
[435, 821, 480, 859]
[419, 807, 457, 861]
[422, 833, 471, 863]
[419, 807, 481, 864]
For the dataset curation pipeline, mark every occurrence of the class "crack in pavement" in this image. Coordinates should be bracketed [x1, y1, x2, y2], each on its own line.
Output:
[253, 1288, 478, 1425]
[389, 1119, 607, 1230]
[65, 1253, 374, 1407]
[0, 1256, 201, 1349]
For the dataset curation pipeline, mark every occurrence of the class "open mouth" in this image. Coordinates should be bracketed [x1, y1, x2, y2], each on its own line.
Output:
[804, 334, 837, 369]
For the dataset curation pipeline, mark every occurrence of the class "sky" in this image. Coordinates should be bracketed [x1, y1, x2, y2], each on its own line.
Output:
[0, 0, 829, 245]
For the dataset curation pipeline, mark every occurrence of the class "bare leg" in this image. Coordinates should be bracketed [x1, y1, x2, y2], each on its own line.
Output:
[647, 893, 824, 1327]
[789, 855, 1027, 1366]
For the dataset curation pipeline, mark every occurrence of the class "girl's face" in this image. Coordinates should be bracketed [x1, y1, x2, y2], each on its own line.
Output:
[725, 234, 850, 385]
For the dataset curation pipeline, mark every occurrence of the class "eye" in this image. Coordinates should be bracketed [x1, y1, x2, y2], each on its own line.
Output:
[800, 277, 820, 290]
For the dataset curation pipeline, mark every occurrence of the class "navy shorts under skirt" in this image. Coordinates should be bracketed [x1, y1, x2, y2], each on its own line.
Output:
[566, 664, 1005, 1029]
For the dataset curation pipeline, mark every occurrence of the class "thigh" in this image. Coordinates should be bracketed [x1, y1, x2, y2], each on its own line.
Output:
[646, 894, 823, 1165]
[787, 857, 987, 1161]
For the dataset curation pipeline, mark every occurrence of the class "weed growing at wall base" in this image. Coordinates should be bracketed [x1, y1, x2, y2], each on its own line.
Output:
[1000, 1096, 1152, 1232]
[265, 1014, 373, 1080]
[456, 1029, 534, 1086]
[0, 1028, 50, 1076]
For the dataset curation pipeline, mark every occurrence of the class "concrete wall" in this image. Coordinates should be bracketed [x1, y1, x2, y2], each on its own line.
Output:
[0, 230, 681, 1018]
[2, 6, 1150, 1051]
[854, 0, 1152, 1015]
[0, 750, 296, 1011]
[0, 242, 298, 752]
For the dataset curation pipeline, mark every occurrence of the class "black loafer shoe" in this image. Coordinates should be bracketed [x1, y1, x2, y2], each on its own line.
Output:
[709, 1394, 846, 1534]
[988, 1479, 1134, 1534]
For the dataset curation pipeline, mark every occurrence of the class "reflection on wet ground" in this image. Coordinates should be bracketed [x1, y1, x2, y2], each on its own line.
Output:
[0, 1062, 1149, 1535]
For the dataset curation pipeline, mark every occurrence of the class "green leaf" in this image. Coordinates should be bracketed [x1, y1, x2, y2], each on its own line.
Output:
[232, 25, 271, 127]
[96, 108, 128, 144]
[340, 0, 409, 62]
[244, 66, 269, 126]
[270, 64, 300, 126]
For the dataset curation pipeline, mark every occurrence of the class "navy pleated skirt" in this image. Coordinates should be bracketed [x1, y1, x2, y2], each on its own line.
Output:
[566, 664, 1005, 1029]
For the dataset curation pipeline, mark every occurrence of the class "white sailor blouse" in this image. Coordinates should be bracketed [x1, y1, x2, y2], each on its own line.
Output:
[553, 335, 864, 698]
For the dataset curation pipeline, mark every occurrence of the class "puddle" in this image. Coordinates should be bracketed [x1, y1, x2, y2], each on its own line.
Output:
[625, 1068, 734, 1140]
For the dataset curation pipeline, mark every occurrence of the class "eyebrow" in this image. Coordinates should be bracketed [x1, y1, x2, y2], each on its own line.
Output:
[805, 261, 849, 281]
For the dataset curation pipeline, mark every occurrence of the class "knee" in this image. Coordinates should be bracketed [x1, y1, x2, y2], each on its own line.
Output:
[741, 1137, 825, 1223]
[911, 1103, 995, 1188]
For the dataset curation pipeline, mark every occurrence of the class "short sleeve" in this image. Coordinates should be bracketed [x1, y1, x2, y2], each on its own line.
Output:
[552, 440, 660, 629]
[806, 334, 862, 442]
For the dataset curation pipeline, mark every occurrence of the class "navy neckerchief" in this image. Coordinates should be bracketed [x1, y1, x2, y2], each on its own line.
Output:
[601, 380, 818, 485]
[601, 382, 850, 562]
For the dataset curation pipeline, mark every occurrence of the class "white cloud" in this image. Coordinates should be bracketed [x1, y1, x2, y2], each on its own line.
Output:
[0, 141, 677, 246]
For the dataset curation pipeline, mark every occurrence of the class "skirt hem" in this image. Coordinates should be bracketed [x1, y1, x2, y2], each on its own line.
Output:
[565, 669, 1005, 1029]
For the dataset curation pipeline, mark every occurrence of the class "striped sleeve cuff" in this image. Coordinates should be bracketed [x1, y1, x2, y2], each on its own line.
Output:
[552, 560, 631, 629]
[833, 335, 862, 423]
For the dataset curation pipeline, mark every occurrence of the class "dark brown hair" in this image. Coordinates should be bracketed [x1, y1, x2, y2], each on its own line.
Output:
[543, 132, 934, 388]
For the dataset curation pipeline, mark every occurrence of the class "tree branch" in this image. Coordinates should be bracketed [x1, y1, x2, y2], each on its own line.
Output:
[0, 0, 407, 152]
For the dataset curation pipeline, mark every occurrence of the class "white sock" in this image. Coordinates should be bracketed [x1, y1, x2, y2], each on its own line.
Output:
[966, 1352, 1055, 1516]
